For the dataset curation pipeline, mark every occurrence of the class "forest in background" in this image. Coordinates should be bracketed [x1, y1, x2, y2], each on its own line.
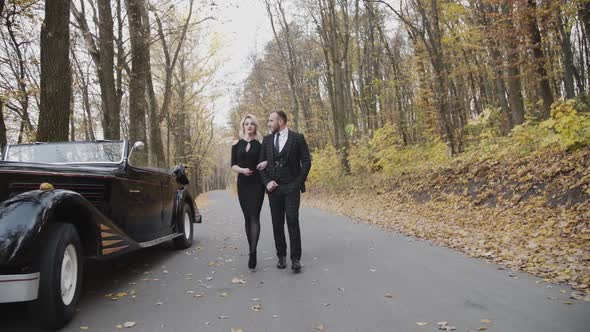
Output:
[0, 0, 232, 195]
[231, 0, 590, 171]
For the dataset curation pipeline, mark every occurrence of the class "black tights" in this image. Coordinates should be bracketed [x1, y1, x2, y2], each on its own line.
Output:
[237, 180, 265, 254]
[244, 215, 260, 254]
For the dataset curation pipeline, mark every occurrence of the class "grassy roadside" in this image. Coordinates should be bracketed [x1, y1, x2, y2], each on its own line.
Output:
[303, 146, 590, 296]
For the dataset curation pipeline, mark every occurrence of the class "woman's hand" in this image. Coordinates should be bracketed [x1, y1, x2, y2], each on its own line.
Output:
[241, 168, 254, 176]
[256, 161, 268, 170]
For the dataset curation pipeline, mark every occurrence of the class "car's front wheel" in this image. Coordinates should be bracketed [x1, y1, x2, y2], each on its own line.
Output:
[173, 202, 194, 249]
[30, 222, 83, 329]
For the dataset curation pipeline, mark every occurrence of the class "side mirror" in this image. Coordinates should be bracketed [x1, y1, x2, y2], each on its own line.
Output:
[173, 163, 190, 185]
[128, 141, 145, 161]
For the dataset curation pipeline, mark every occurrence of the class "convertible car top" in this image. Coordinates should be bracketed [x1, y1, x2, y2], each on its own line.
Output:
[0, 140, 201, 329]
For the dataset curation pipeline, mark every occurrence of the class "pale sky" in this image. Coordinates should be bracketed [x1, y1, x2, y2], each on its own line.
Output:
[206, 0, 274, 127]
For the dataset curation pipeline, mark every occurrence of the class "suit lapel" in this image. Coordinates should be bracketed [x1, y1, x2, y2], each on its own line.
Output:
[282, 129, 295, 159]
[266, 135, 274, 163]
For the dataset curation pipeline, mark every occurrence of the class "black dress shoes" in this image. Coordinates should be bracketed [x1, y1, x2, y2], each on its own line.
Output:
[277, 256, 287, 269]
[291, 259, 301, 272]
[248, 252, 257, 270]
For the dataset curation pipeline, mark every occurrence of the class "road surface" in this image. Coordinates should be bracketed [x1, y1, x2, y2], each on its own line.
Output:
[1, 190, 589, 331]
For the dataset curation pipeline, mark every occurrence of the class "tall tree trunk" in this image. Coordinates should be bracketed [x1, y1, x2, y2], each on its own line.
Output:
[5, 10, 35, 135]
[37, 0, 72, 142]
[555, 6, 575, 99]
[266, 0, 300, 131]
[525, 0, 554, 118]
[98, 0, 120, 139]
[502, 1, 525, 126]
[116, 0, 125, 111]
[0, 99, 7, 152]
[125, 0, 147, 156]
[141, 4, 166, 167]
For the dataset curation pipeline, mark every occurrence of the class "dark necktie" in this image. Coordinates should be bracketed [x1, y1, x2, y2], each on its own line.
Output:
[274, 132, 280, 154]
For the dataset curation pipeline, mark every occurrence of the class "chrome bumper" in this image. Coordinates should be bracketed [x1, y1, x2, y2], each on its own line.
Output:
[0, 272, 40, 303]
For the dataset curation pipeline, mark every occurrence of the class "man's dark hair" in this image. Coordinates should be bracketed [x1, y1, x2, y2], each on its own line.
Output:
[273, 111, 288, 123]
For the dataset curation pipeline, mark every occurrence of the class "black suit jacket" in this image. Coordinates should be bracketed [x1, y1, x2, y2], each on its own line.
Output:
[259, 129, 312, 193]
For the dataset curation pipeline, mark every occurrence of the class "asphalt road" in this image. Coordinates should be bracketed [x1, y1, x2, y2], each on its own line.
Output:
[1, 190, 589, 332]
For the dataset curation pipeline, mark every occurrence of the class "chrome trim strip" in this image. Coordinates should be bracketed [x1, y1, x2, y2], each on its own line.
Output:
[0, 272, 40, 303]
[138, 233, 183, 248]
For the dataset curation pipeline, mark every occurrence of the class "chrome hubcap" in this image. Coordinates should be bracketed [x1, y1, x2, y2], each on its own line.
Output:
[184, 212, 191, 240]
[60, 244, 78, 305]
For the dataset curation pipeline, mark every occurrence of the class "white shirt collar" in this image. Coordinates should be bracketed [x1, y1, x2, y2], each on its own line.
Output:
[277, 127, 288, 136]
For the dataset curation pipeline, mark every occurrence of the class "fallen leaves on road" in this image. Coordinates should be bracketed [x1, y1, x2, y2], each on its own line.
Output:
[437, 321, 456, 331]
[232, 277, 246, 284]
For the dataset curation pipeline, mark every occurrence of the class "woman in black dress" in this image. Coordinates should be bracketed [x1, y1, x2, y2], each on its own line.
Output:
[231, 114, 266, 269]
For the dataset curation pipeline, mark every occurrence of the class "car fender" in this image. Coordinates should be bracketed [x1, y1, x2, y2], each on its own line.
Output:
[0, 189, 138, 267]
[174, 188, 201, 225]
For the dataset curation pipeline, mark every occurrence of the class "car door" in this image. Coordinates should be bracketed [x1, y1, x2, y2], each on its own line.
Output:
[159, 172, 178, 233]
[124, 151, 164, 242]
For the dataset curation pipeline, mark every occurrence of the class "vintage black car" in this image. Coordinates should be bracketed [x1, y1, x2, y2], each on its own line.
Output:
[0, 140, 201, 328]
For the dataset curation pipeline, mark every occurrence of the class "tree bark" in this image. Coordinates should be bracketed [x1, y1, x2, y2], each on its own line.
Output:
[525, 0, 554, 118]
[502, 1, 525, 126]
[0, 99, 7, 152]
[98, 0, 120, 139]
[555, 6, 575, 99]
[125, 0, 147, 156]
[37, 0, 72, 142]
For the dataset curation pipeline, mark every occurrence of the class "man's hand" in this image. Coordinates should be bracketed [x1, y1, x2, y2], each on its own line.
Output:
[266, 180, 278, 192]
[241, 168, 253, 176]
[256, 161, 268, 170]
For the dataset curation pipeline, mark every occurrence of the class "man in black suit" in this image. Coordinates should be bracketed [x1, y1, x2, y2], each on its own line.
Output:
[257, 111, 311, 272]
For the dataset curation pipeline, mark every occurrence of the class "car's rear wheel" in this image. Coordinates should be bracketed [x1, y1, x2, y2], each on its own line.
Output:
[173, 202, 194, 249]
[30, 222, 83, 329]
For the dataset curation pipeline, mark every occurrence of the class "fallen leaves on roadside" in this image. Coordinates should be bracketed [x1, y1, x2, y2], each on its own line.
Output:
[303, 147, 590, 294]
[232, 277, 246, 284]
[480, 319, 491, 324]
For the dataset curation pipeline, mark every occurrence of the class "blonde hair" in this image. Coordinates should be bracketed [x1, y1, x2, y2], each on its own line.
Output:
[239, 114, 262, 141]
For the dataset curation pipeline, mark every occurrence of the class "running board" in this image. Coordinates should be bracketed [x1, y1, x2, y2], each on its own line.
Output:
[138, 233, 183, 248]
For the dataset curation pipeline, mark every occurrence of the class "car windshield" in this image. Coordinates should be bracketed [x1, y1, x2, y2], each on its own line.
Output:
[3, 141, 125, 164]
